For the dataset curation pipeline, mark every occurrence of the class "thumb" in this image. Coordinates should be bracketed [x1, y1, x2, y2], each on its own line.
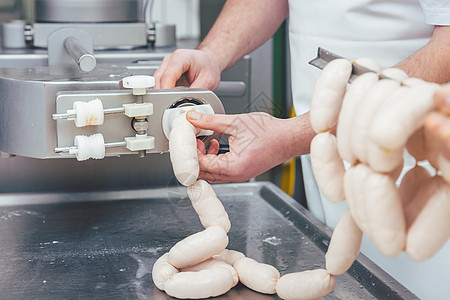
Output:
[186, 111, 238, 135]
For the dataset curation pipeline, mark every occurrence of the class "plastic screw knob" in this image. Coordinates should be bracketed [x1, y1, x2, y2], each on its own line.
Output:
[122, 75, 156, 95]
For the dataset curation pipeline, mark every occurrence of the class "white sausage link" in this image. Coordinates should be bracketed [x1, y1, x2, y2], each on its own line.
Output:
[181, 258, 239, 287]
[169, 113, 200, 186]
[380, 68, 409, 81]
[152, 253, 179, 291]
[326, 210, 363, 275]
[168, 226, 228, 268]
[213, 249, 245, 266]
[234, 257, 280, 294]
[187, 180, 231, 232]
[310, 132, 346, 203]
[361, 164, 405, 257]
[165, 267, 234, 299]
[276, 269, 336, 300]
[337, 72, 379, 164]
[310, 58, 352, 133]
[344, 164, 371, 234]
[352, 79, 401, 164]
[355, 57, 381, 73]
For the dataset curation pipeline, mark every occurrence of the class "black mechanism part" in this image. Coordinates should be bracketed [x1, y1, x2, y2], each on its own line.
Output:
[218, 144, 230, 154]
[0, 182, 418, 299]
[169, 97, 203, 109]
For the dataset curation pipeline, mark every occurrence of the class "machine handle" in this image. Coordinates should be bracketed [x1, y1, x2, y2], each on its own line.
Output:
[214, 81, 247, 97]
[64, 37, 96, 72]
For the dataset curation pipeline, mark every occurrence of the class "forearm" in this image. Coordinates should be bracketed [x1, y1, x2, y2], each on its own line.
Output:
[395, 26, 450, 84]
[282, 112, 316, 159]
[198, 0, 288, 71]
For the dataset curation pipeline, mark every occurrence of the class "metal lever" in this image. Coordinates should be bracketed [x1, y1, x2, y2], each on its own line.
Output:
[64, 37, 96, 72]
[308, 47, 401, 84]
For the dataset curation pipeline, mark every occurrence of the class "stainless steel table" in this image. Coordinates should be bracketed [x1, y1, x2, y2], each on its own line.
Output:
[0, 182, 417, 299]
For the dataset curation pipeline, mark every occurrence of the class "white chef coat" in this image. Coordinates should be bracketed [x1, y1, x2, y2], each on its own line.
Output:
[287, 1, 450, 299]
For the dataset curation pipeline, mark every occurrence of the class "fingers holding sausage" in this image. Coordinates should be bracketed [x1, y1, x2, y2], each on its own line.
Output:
[406, 176, 450, 261]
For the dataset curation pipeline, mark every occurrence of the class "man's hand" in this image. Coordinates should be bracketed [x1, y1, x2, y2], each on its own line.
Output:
[425, 83, 450, 159]
[153, 0, 288, 90]
[186, 111, 308, 183]
[153, 49, 222, 90]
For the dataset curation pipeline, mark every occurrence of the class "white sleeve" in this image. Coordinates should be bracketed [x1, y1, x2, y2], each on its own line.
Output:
[418, 0, 450, 25]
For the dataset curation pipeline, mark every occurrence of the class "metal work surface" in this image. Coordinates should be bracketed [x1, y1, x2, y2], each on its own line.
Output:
[0, 182, 416, 299]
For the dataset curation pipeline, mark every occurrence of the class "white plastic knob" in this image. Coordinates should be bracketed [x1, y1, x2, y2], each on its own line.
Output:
[70, 98, 104, 127]
[74, 133, 105, 161]
[122, 75, 156, 95]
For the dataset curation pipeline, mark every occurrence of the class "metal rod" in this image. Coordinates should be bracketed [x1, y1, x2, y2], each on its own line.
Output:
[64, 36, 96, 72]
[54, 146, 76, 154]
[52, 107, 125, 120]
[54, 141, 127, 154]
[105, 141, 127, 148]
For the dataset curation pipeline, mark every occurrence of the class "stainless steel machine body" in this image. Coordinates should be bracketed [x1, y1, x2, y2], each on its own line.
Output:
[0, 51, 250, 192]
[0, 63, 225, 159]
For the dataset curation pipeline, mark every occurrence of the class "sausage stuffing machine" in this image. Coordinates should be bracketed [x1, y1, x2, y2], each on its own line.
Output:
[0, 0, 250, 193]
[0, 1, 417, 299]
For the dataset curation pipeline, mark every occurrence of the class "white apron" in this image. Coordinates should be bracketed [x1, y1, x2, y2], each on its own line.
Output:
[287, 1, 448, 299]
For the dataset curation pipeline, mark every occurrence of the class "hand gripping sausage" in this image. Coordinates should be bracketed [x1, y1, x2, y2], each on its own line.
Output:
[168, 226, 228, 268]
[310, 132, 346, 203]
[233, 257, 280, 294]
[276, 269, 336, 300]
[337, 72, 379, 164]
[325, 210, 363, 275]
[406, 176, 450, 261]
[370, 83, 439, 151]
[425, 111, 450, 183]
[425, 110, 450, 161]
[169, 112, 201, 186]
[187, 180, 231, 232]
[406, 127, 428, 162]
[165, 267, 235, 299]
[310, 58, 352, 133]
[399, 165, 431, 208]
